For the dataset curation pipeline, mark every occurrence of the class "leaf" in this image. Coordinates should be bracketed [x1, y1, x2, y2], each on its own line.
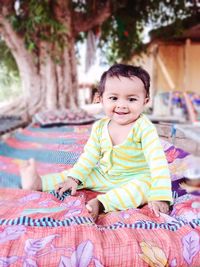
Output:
[0, 225, 26, 243]
[139, 253, 156, 267]
[18, 193, 41, 203]
[170, 258, 177, 267]
[24, 234, 59, 256]
[160, 213, 179, 224]
[139, 241, 167, 267]
[0, 256, 19, 266]
[61, 199, 82, 210]
[94, 259, 104, 267]
[151, 245, 168, 266]
[27, 42, 36, 52]
[120, 211, 130, 219]
[182, 231, 200, 265]
[65, 209, 81, 217]
[39, 200, 52, 207]
[23, 258, 38, 267]
[71, 240, 93, 267]
[22, 206, 65, 216]
[59, 256, 71, 267]
[66, 199, 81, 208]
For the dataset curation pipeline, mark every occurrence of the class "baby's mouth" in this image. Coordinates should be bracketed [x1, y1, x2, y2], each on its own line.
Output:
[114, 111, 128, 115]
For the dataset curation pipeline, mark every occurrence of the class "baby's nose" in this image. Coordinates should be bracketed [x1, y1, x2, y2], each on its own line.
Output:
[116, 101, 127, 109]
[116, 106, 127, 110]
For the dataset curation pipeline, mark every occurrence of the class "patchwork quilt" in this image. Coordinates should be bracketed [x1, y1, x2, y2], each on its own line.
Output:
[0, 124, 199, 267]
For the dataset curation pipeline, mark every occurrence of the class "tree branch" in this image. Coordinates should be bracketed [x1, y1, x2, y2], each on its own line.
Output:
[73, 1, 112, 35]
[0, 0, 14, 14]
[0, 8, 25, 57]
[0, 7, 37, 71]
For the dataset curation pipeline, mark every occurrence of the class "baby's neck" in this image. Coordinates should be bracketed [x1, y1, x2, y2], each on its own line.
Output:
[108, 121, 135, 146]
[109, 119, 136, 130]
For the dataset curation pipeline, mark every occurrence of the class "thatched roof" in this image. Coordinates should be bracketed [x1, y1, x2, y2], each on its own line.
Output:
[150, 14, 200, 42]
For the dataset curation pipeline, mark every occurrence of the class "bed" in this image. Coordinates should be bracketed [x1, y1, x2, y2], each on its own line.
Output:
[0, 122, 199, 267]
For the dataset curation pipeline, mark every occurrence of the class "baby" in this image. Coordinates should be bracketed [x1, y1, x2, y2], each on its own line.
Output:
[20, 64, 173, 221]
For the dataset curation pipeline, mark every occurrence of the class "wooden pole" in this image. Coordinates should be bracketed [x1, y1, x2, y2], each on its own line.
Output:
[183, 92, 197, 123]
[151, 44, 158, 101]
[183, 39, 197, 123]
[157, 54, 175, 115]
[183, 38, 190, 92]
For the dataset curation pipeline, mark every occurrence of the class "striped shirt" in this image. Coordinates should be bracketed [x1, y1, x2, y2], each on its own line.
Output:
[68, 114, 173, 204]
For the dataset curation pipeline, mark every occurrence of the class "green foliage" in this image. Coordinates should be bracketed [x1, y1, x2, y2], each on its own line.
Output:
[0, 0, 197, 103]
[73, 0, 196, 63]
[9, 0, 67, 53]
[1, 0, 198, 68]
[0, 67, 21, 102]
[0, 39, 21, 102]
[98, 0, 194, 63]
[0, 38, 19, 76]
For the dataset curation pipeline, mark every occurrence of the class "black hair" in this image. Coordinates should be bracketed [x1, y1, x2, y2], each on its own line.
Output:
[98, 64, 150, 98]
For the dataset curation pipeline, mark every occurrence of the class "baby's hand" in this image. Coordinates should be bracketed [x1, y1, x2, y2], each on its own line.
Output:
[55, 176, 79, 196]
[148, 201, 169, 217]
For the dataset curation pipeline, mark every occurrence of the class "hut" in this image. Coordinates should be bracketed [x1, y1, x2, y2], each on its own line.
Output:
[132, 18, 200, 95]
[130, 18, 200, 154]
[131, 17, 200, 123]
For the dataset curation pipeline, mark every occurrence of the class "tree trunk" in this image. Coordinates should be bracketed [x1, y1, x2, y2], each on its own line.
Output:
[0, 1, 111, 119]
[0, 8, 78, 119]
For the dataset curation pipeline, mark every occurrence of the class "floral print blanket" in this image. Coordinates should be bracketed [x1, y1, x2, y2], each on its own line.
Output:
[0, 124, 199, 266]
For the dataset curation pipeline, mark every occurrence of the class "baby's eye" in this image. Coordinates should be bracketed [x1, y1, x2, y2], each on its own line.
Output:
[128, 98, 137, 102]
[109, 96, 118, 101]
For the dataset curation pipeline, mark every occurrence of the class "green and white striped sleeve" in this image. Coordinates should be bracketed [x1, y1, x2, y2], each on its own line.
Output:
[67, 120, 101, 183]
[141, 123, 173, 203]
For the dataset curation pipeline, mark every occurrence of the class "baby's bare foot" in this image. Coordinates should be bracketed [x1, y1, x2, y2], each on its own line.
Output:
[20, 158, 42, 191]
[86, 198, 104, 221]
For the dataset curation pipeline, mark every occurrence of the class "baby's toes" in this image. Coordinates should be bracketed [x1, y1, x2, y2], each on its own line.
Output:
[92, 213, 98, 221]
[86, 205, 97, 221]
[20, 160, 29, 168]
[86, 204, 93, 213]
[161, 205, 169, 214]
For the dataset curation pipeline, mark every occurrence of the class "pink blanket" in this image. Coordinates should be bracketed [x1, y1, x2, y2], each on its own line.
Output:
[0, 186, 200, 266]
[0, 124, 200, 266]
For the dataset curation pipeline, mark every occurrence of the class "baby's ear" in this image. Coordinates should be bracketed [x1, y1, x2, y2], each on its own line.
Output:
[144, 97, 149, 104]
[92, 92, 101, 104]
